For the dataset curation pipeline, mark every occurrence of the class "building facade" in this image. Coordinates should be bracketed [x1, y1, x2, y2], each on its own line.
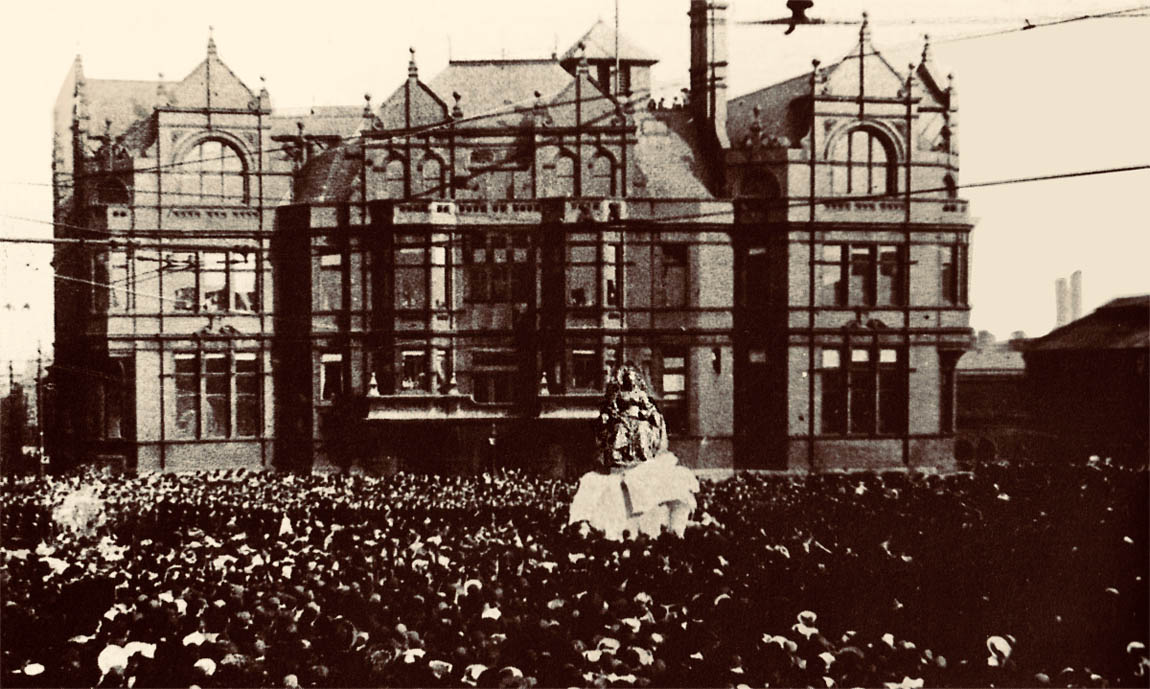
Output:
[53, 2, 973, 474]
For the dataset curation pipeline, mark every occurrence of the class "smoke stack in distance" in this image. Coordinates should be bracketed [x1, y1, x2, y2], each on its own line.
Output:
[1055, 277, 1070, 328]
[1070, 270, 1082, 322]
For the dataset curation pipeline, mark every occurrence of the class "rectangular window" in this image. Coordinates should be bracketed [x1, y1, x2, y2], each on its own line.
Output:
[401, 350, 428, 391]
[821, 346, 907, 435]
[940, 355, 957, 433]
[848, 348, 876, 434]
[571, 349, 600, 391]
[849, 246, 875, 307]
[231, 253, 259, 312]
[464, 232, 531, 304]
[659, 244, 689, 308]
[876, 245, 903, 306]
[320, 353, 343, 401]
[135, 250, 161, 313]
[818, 245, 845, 306]
[661, 347, 688, 435]
[200, 253, 229, 312]
[941, 245, 969, 305]
[568, 244, 597, 307]
[203, 353, 230, 437]
[821, 349, 846, 434]
[604, 243, 622, 307]
[165, 252, 198, 312]
[174, 353, 199, 438]
[234, 353, 260, 437]
[319, 253, 344, 312]
[108, 252, 128, 312]
[473, 372, 515, 403]
[821, 243, 906, 307]
[877, 348, 906, 434]
[430, 245, 447, 310]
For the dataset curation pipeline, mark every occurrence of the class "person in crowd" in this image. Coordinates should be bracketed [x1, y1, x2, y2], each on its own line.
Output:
[1, 459, 1146, 688]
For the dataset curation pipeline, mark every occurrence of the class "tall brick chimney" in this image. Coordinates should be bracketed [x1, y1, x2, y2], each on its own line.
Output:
[1055, 277, 1070, 327]
[689, 0, 730, 149]
[1070, 270, 1082, 322]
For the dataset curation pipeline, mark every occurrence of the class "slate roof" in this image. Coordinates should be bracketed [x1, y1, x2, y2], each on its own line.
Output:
[293, 145, 364, 204]
[426, 60, 575, 125]
[270, 106, 375, 139]
[83, 79, 173, 138]
[1027, 296, 1150, 352]
[957, 347, 1025, 373]
[560, 19, 659, 65]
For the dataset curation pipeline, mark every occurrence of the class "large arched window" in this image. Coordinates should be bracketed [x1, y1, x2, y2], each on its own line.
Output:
[176, 139, 247, 205]
[586, 153, 615, 197]
[830, 128, 895, 196]
[552, 154, 576, 197]
[419, 156, 444, 198]
[384, 158, 406, 199]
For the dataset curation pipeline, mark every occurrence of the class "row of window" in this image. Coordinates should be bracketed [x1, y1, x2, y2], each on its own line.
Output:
[98, 250, 260, 314]
[318, 347, 690, 434]
[173, 353, 260, 439]
[820, 347, 907, 436]
[816, 243, 969, 308]
[94, 242, 966, 315]
[378, 153, 618, 200]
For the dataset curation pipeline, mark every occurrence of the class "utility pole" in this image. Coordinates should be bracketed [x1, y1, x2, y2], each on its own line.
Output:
[36, 342, 46, 475]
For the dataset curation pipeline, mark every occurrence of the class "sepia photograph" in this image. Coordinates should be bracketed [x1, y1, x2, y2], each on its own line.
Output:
[1, 0, 1147, 686]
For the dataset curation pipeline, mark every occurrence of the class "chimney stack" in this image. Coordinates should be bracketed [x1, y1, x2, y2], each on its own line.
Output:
[1055, 277, 1070, 327]
[689, 0, 730, 149]
[1070, 270, 1082, 322]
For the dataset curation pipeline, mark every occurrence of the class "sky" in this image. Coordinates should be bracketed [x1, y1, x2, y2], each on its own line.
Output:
[1, 0, 1148, 367]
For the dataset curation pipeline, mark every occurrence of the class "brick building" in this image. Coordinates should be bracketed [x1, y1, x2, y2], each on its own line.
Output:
[52, 1, 973, 474]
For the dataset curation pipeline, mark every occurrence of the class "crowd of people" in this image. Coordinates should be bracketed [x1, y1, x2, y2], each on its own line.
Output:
[2, 461, 1147, 688]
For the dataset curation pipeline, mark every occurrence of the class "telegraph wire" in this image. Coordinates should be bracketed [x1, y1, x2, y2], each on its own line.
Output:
[2, 163, 1146, 249]
[28, 5, 1149, 189]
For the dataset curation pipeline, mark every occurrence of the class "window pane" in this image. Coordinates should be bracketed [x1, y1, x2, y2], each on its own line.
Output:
[878, 364, 906, 434]
[174, 354, 198, 438]
[662, 373, 686, 394]
[821, 350, 841, 368]
[849, 362, 876, 434]
[135, 251, 161, 313]
[402, 351, 428, 391]
[822, 367, 846, 434]
[201, 253, 228, 312]
[321, 358, 343, 400]
[877, 245, 902, 306]
[941, 246, 956, 304]
[396, 268, 426, 309]
[572, 350, 600, 390]
[849, 246, 874, 305]
[203, 395, 229, 437]
[235, 395, 259, 437]
[819, 246, 844, 306]
[231, 253, 259, 312]
[163, 252, 198, 312]
[319, 254, 343, 311]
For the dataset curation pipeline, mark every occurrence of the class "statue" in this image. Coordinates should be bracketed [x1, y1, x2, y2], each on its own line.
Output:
[569, 364, 699, 540]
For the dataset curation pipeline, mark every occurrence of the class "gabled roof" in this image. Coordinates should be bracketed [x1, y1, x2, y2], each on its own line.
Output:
[560, 19, 659, 65]
[426, 59, 573, 127]
[166, 40, 257, 110]
[83, 79, 174, 138]
[726, 72, 811, 149]
[1027, 295, 1150, 352]
[633, 110, 713, 198]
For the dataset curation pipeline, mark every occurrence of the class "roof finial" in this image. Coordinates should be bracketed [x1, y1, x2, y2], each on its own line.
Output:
[577, 41, 589, 73]
[921, 33, 932, 66]
[860, 11, 871, 45]
[207, 26, 217, 58]
[452, 91, 463, 118]
[363, 92, 372, 116]
[408, 46, 418, 79]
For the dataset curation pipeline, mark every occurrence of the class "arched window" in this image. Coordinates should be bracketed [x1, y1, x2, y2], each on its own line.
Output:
[587, 153, 615, 197]
[419, 156, 444, 198]
[552, 154, 576, 198]
[176, 139, 247, 205]
[385, 158, 406, 199]
[830, 128, 894, 196]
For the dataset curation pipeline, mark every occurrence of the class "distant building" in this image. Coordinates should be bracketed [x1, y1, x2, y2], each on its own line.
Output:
[52, 2, 973, 474]
[1023, 295, 1149, 465]
[955, 341, 1030, 466]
